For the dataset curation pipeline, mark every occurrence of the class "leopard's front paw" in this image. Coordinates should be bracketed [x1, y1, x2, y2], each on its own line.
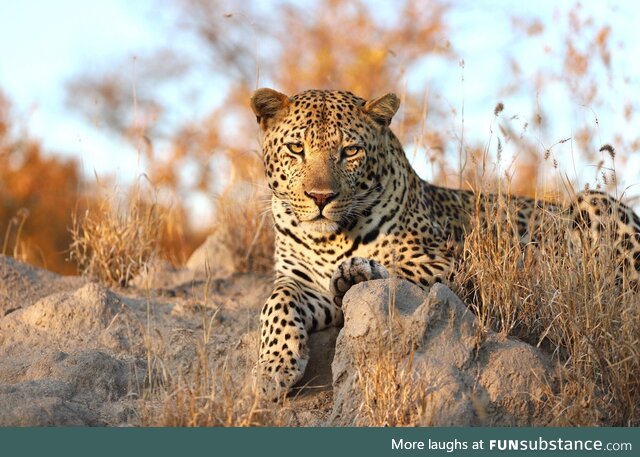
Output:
[330, 257, 389, 306]
[253, 353, 308, 402]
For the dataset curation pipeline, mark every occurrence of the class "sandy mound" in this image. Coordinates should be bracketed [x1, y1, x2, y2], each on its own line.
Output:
[0, 255, 557, 426]
[0, 255, 85, 317]
[0, 256, 274, 425]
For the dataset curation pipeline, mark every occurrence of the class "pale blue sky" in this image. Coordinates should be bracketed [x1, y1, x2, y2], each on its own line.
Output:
[0, 1, 164, 177]
[1, 0, 639, 220]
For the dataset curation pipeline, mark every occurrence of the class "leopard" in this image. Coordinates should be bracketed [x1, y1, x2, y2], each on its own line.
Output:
[250, 87, 640, 399]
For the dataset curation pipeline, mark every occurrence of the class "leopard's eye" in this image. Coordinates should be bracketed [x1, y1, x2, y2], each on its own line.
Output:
[285, 143, 304, 156]
[342, 145, 364, 159]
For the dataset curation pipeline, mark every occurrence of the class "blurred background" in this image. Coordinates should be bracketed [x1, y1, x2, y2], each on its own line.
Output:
[1, 0, 639, 275]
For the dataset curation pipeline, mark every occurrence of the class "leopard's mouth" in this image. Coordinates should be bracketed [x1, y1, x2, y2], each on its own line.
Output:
[300, 216, 341, 234]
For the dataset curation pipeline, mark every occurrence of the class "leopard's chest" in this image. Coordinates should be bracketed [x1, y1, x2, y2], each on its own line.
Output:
[275, 216, 440, 292]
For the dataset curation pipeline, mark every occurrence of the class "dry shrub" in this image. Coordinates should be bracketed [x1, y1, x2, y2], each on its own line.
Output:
[70, 188, 162, 287]
[454, 185, 640, 425]
[213, 185, 274, 274]
[141, 331, 290, 427]
[145, 360, 289, 427]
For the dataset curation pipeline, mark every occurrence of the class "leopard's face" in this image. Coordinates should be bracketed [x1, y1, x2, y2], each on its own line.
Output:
[252, 89, 399, 234]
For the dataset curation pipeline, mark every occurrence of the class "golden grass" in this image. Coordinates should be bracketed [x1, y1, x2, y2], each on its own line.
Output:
[212, 187, 275, 274]
[69, 187, 162, 287]
[138, 280, 291, 427]
[142, 353, 291, 427]
[453, 186, 640, 426]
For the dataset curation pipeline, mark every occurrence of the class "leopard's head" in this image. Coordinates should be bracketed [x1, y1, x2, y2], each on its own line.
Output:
[251, 88, 400, 234]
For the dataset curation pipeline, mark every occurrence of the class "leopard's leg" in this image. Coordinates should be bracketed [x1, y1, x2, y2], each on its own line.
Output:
[330, 257, 389, 307]
[256, 276, 339, 400]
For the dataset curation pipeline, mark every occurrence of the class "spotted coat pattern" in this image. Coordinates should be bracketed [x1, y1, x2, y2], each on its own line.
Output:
[250, 88, 640, 398]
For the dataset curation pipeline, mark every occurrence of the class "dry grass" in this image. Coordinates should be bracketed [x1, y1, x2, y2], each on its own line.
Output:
[453, 185, 640, 426]
[213, 186, 275, 274]
[138, 296, 291, 427]
[351, 289, 434, 427]
[135, 271, 291, 427]
[141, 353, 291, 427]
[70, 187, 162, 287]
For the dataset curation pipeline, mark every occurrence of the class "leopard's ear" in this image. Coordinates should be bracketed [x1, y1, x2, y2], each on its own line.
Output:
[250, 88, 290, 130]
[362, 93, 400, 127]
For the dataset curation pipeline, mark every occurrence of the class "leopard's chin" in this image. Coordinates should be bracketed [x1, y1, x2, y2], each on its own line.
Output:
[300, 217, 341, 234]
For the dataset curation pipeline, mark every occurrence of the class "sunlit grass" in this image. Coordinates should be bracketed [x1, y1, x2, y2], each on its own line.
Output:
[70, 186, 162, 287]
[453, 183, 640, 426]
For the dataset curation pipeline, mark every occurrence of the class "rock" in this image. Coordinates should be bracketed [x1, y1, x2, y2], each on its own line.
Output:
[331, 279, 552, 426]
[24, 350, 139, 404]
[0, 380, 99, 426]
[0, 349, 144, 426]
[0, 255, 85, 317]
[476, 334, 552, 424]
[0, 255, 555, 426]
[185, 229, 236, 278]
[0, 257, 280, 426]
[0, 282, 142, 356]
[132, 229, 239, 291]
[0, 258, 148, 425]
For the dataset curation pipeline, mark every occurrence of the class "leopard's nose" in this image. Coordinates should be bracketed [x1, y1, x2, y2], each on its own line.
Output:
[304, 190, 338, 211]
